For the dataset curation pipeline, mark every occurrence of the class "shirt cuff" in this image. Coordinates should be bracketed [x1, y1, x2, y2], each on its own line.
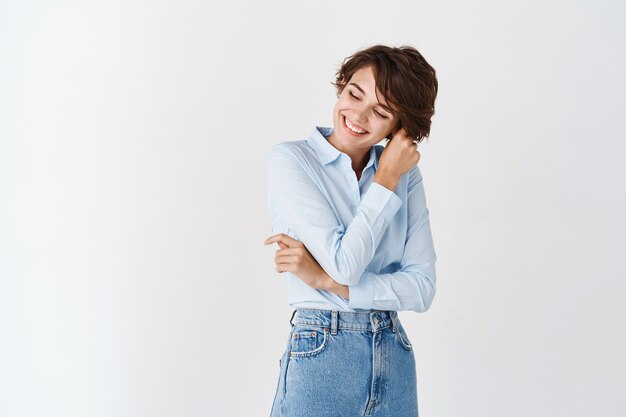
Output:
[347, 271, 375, 310]
[361, 182, 402, 224]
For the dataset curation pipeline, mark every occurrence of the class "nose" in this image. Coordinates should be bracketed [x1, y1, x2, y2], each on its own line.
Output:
[352, 106, 368, 124]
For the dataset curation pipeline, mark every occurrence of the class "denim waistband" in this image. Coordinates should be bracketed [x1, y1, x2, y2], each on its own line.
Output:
[290, 308, 400, 335]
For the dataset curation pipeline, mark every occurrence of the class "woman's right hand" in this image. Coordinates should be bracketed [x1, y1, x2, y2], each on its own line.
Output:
[374, 127, 421, 190]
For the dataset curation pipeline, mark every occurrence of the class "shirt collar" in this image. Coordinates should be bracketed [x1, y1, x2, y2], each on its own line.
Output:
[307, 126, 380, 170]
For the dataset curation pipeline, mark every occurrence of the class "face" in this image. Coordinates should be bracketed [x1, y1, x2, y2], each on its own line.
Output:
[329, 65, 398, 153]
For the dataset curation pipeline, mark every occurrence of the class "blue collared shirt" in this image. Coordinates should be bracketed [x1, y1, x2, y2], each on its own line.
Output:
[266, 126, 437, 313]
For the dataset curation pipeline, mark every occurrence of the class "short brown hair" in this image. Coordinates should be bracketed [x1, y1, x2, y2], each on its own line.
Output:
[332, 44, 438, 143]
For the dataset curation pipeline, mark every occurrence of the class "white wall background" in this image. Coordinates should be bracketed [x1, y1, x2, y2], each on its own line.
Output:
[1, 1, 624, 416]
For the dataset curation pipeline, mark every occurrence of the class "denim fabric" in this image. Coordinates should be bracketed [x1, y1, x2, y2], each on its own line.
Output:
[270, 308, 419, 417]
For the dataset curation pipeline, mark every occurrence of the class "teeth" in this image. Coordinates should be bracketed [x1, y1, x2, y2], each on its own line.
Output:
[345, 116, 366, 134]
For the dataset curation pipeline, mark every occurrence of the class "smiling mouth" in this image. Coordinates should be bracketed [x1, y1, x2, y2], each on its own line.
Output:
[342, 114, 369, 135]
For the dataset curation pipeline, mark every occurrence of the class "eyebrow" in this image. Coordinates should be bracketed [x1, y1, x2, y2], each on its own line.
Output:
[348, 82, 393, 114]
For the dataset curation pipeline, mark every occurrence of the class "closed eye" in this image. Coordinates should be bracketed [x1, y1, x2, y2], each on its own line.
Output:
[349, 90, 388, 119]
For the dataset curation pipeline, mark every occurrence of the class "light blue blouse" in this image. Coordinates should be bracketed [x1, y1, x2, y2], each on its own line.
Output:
[266, 126, 437, 313]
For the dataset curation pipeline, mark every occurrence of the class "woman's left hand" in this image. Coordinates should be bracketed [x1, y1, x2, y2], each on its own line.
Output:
[263, 233, 330, 290]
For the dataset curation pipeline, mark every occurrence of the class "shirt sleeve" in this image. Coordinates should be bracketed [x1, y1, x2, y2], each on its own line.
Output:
[346, 165, 437, 313]
[267, 143, 402, 286]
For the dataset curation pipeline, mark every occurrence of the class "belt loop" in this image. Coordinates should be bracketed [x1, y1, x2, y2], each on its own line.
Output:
[390, 311, 398, 333]
[289, 309, 297, 326]
[331, 310, 338, 335]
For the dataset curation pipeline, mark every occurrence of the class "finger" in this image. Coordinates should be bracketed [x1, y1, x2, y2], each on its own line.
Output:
[393, 131, 415, 145]
[275, 247, 299, 257]
[275, 248, 301, 259]
[263, 233, 298, 247]
[275, 254, 300, 264]
[275, 261, 295, 273]
[263, 233, 301, 247]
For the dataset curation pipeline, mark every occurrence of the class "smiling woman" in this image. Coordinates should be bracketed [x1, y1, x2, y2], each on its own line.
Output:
[264, 44, 439, 417]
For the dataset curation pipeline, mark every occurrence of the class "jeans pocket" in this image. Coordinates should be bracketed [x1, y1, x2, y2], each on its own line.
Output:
[289, 324, 329, 358]
[395, 323, 413, 351]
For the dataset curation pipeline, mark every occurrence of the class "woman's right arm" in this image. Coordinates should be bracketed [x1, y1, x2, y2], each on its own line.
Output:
[266, 143, 402, 286]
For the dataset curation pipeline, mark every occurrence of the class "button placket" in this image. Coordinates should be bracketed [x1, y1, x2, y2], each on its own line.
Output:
[346, 173, 360, 202]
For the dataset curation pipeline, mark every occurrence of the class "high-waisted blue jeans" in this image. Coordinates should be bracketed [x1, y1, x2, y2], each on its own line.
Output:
[270, 308, 419, 417]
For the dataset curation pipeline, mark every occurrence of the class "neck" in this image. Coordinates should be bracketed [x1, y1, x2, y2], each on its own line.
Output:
[327, 131, 370, 176]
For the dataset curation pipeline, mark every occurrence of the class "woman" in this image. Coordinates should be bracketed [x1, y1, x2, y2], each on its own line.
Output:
[263, 44, 438, 417]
